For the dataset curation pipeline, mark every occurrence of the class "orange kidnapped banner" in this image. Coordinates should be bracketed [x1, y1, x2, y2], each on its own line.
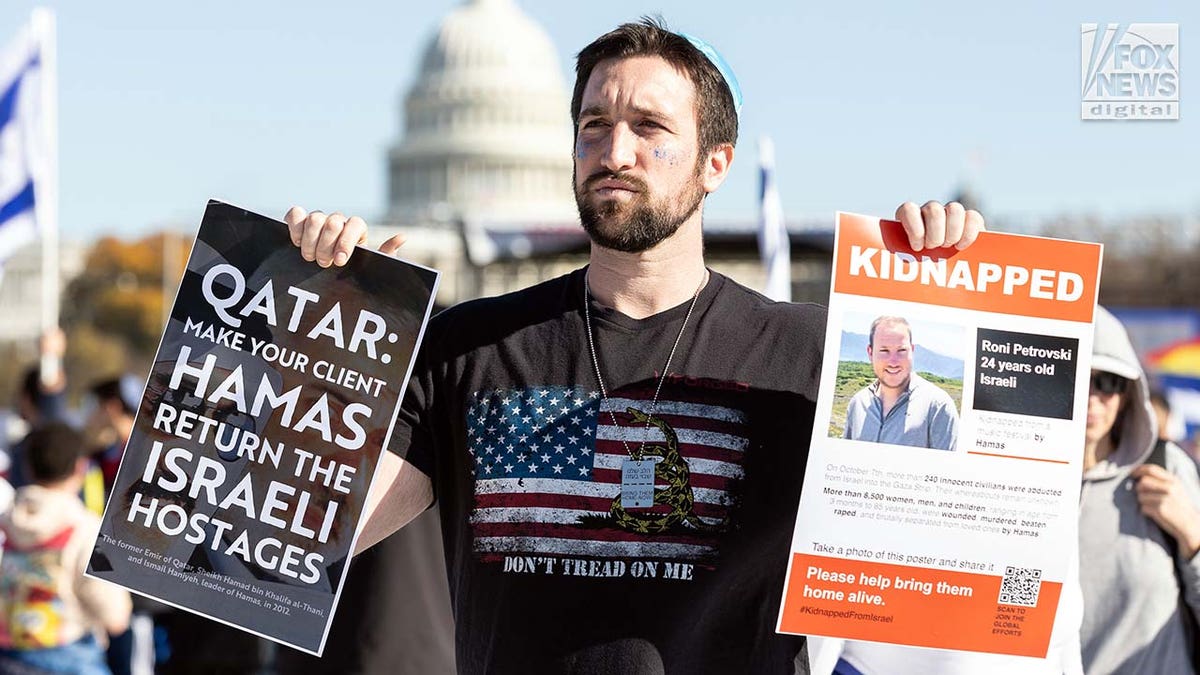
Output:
[779, 553, 1062, 657]
[833, 213, 1102, 323]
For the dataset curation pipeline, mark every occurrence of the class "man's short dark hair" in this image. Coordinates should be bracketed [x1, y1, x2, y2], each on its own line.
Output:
[25, 422, 86, 484]
[92, 377, 135, 415]
[571, 17, 739, 155]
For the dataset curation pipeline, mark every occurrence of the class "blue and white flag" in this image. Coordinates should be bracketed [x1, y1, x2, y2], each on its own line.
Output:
[0, 10, 53, 264]
[756, 136, 790, 302]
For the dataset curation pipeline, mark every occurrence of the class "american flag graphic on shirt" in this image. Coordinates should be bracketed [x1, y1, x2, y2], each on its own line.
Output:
[466, 384, 749, 565]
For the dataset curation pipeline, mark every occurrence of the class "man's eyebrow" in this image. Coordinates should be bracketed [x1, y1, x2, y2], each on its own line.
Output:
[630, 106, 674, 124]
[578, 104, 608, 119]
[577, 104, 673, 123]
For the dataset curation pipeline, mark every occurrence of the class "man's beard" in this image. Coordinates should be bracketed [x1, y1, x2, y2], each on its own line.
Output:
[574, 169, 706, 253]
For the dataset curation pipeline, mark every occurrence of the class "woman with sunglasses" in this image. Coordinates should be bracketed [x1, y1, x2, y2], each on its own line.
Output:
[1079, 307, 1200, 674]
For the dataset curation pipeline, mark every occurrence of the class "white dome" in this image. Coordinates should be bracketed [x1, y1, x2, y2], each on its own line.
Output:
[388, 0, 577, 224]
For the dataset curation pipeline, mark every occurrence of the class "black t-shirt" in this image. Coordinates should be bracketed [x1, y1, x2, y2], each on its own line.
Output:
[394, 268, 826, 674]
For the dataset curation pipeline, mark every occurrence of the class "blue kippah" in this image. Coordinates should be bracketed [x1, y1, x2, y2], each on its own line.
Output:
[678, 32, 743, 121]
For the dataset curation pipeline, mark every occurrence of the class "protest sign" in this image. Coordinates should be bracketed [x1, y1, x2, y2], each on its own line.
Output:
[87, 200, 439, 655]
[777, 212, 1102, 657]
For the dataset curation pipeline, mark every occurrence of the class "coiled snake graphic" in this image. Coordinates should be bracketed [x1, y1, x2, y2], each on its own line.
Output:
[609, 407, 719, 534]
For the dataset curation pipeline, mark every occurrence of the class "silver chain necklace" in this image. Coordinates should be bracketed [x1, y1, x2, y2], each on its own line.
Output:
[583, 269, 707, 456]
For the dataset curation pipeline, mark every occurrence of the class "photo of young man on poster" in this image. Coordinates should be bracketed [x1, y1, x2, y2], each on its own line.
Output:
[841, 315, 961, 451]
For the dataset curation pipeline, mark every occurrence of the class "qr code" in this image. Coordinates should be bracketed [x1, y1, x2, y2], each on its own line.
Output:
[998, 566, 1042, 607]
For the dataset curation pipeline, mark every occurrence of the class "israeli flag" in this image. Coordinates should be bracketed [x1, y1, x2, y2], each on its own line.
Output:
[757, 136, 790, 302]
[0, 10, 53, 264]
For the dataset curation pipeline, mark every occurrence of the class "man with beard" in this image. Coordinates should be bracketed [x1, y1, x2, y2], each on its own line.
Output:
[287, 19, 983, 674]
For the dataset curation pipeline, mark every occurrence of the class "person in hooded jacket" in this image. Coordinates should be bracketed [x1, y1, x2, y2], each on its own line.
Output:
[1080, 306, 1200, 674]
[0, 422, 131, 674]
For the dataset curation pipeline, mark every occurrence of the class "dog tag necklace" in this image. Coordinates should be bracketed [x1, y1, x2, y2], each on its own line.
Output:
[583, 270, 706, 508]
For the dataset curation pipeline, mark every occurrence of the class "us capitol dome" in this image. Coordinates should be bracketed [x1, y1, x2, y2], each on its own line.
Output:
[379, 0, 582, 304]
[386, 0, 575, 225]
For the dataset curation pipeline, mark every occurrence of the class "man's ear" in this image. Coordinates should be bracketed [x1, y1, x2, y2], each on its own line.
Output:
[867, 345, 874, 359]
[702, 143, 734, 193]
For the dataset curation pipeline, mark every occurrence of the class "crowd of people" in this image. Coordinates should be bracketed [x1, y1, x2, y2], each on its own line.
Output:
[0, 16, 1194, 675]
[0, 328, 134, 673]
[0, 331, 271, 674]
